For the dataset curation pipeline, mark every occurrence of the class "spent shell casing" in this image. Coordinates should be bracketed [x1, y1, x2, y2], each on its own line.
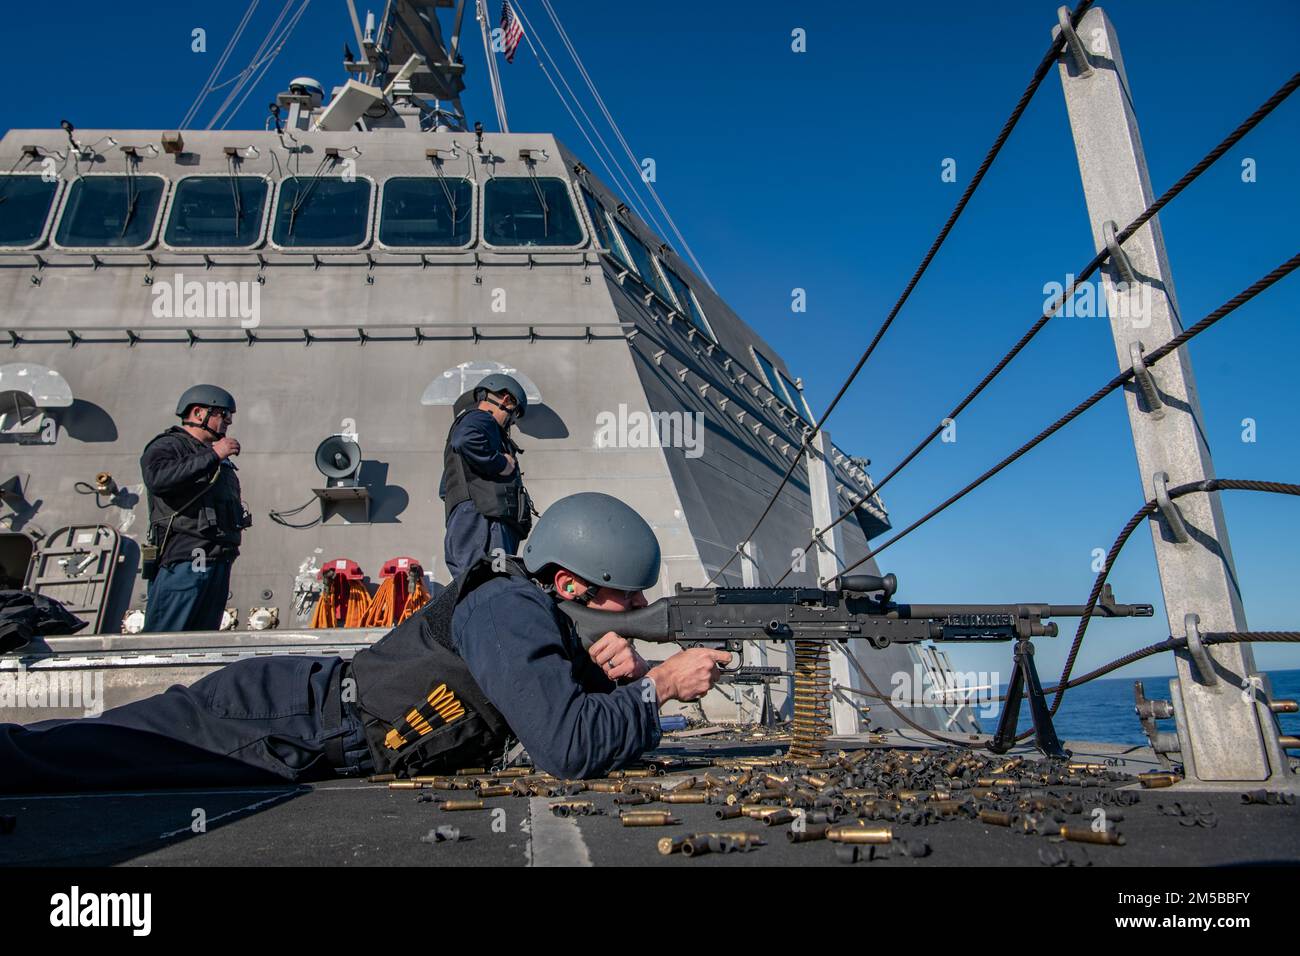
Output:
[477, 784, 513, 798]
[715, 805, 743, 820]
[680, 836, 712, 857]
[412, 776, 458, 789]
[442, 799, 485, 811]
[786, 823, 830, 843]
[1138, 772, 1179, 789]
[585, 781, 622, 793]
[979, 810, 1015, 827]
[1060, 826, 1126, 846]
[455, 768, 486, 776]
[657, 835, 687, 856]
[619, 811, 679, 827]
[615, 792, 653, 806]
[388, 781, 424, 790]
[826, 825, 892, 845]
[368, 773, 397, 783]
[663, 791, 709, 804]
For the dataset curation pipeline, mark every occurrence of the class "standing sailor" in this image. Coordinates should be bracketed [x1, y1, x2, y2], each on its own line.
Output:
[140, 385, 250, 632]
[439, 373, 535, 577]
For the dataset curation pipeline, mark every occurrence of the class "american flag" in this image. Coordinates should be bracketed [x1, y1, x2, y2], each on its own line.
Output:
[500, 0, 524, 63]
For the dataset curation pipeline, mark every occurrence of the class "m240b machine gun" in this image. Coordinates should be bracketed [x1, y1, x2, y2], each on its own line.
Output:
[557, 574, 1153, 758]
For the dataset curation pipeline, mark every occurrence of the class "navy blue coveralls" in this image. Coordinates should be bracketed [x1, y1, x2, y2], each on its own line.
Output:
[439, 409, 522, 578]
[0, 575, 660, 791]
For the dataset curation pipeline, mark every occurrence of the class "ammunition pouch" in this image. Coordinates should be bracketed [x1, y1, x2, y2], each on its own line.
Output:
[350, 559, 516, 777]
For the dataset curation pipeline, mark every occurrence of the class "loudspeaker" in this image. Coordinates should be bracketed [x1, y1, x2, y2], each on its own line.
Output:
[314, 435, 362, 486]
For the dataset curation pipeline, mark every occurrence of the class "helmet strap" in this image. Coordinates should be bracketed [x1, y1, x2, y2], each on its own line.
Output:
[186, 406, 224, 439]
[481, 392, 519, 426]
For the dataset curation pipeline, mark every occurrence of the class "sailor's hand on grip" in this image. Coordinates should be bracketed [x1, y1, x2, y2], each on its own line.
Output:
[588, 631, 649, 681]
[646, 648, 732, 703]
[212, 436, 240, 460]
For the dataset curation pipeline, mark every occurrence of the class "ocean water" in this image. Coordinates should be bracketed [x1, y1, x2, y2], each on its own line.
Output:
[979, 668, 1300, 747]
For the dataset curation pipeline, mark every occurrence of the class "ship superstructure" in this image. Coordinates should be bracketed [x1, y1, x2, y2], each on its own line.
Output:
[0, 0, 972, 735]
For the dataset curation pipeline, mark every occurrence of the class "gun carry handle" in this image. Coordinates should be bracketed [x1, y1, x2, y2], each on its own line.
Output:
[555, 599, 672, 650]
[838, 573, 897, 598]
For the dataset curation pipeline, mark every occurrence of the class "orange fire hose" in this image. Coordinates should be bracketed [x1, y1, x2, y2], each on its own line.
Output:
[362, 567, 431, 627]
[310, 568, 372, 628]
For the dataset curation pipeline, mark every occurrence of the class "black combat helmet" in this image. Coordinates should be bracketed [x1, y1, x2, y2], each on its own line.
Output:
[175, 384, 237, 417]
[475, 373, 527, 419]
[524, 492, 661, 591]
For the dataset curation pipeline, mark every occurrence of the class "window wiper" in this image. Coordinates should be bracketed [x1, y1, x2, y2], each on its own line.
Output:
[227, 161, 243, 234]
[119, 175, 140, 238]
[433, 164, 457, 236]
[287, 156, 333, 238]
[527, 168, 550, 237]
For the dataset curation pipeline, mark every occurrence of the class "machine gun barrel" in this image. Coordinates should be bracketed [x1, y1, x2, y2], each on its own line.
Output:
[555, 576, 1152, 651]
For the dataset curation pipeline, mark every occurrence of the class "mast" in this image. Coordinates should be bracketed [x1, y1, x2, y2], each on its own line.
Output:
[476, 0, 510, 132]
[344, 0, 472, 130]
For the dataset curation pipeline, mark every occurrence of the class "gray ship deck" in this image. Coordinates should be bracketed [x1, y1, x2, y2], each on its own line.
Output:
[4, 731, 1297, 868]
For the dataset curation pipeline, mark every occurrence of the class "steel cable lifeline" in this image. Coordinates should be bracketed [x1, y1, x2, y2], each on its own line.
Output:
[835, 251, 1300, 581]
[1050, 479, 1300, 715]
[836, 630, 1300, 750]
[703, 0, 1097, 587]
[1047, 631, 1300, 692]
[776, 70, 1300, 586]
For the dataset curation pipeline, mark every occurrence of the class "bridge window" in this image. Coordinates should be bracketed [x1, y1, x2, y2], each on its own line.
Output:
[0, 176, 59, 247]
[579, 187, 632, 267]
[164, 176, 268, 247]
[54, 175, 166, 248]
[612, 220, 672, 303]
[779, 370, 813, 422]
[483, 177, 582, 246]
[752, 348, 791, 402]
[271, 177, 372, 247]
[662, 266, 714, 341]
[379, 176, 473, 247]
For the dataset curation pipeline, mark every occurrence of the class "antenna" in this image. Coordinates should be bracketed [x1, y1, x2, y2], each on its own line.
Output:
[344, 0, 473, 131]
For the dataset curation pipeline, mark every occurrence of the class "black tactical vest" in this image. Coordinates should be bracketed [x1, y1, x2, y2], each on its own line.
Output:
[350, 559, 517, 776]
[441, 410, 534, 537]
[142, 428, 246, 564]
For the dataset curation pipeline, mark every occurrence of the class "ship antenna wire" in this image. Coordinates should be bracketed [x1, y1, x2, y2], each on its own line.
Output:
[706, 0, 1097, 587]
[535, 0, 714, 290]
[179, 0, 261, 129]
[509, 0, 665, 239]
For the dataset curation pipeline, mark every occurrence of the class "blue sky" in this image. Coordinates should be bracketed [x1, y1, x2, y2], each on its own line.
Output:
[6, 1, 1298, 686]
